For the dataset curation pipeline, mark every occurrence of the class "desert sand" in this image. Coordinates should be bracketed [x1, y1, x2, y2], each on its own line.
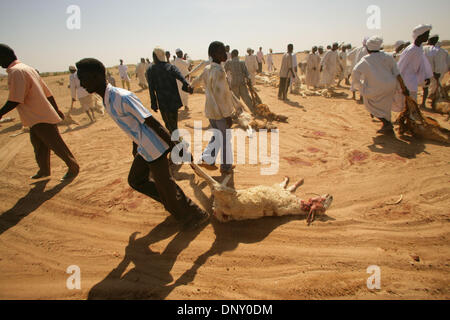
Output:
[0, 53, 449, 300]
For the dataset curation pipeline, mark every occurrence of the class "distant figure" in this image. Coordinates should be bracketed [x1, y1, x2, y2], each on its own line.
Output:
[256, 47, 265, 73]
[174, 48, 191, 110]
[224, 49, 255, 113]
[398, 24, 433, 103]
[225, 45, 232, 61]
[392, 40, 406, 62]
[336, 45, 348, 87]
[136, 58, 148, 90]
[0, 44, 79, 181]
[107, 71, 116, 86]
[165, 51, 171, 63]
[350, 37, 369, 101]
[422, 34, 449, 109]
[245, 48, 258, 85]
[278, 44, 296, 101]
[352, 36, 409, 134]
[69, 65, 98, 122]
[320, 42, 339, 89]
[146, 47, 192, 134]
[267, 49, 275, 73]
[305, 46, 321, 89]
[118, 59, 131, 90]
[318, 46, 325, 60]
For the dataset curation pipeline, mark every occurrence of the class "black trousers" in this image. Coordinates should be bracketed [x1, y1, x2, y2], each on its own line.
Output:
[160, 110, 178, 134]
[278, 77, 290, 100]
[29, 123, 78, 175]
[128, 143, 204, 222]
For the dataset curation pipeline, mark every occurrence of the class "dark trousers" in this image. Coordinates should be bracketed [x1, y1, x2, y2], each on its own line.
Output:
[128, 143, 204, 222]
[278, 77, 290, 100]
[160, 110, 178, 134]
[231, 83, 255, 113]
[258, 62, 262, 73]
[29, 123, 78, 175]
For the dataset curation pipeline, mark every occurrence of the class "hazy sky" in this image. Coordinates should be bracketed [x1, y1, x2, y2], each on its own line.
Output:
[1, 0, 449, 73]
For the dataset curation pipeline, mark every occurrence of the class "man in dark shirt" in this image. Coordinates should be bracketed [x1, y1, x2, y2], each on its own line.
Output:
[146, 47, 193, 134]
[224, 49, 255, 113]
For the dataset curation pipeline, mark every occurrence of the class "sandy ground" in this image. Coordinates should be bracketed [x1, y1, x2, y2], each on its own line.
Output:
[0, 54, 449, 300]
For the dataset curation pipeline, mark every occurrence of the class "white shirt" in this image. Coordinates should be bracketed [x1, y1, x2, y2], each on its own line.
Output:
[69, 72, 89, 100]
[398, 44, 433, 92]
[191, 62, 235, 120]
[103, 84, 169, 162]
[245, 55, 258, 73]
[173, 57, 190, 77]
[118, 64, 129, 80]
[256, 51, 265, 63]
[424, 45, 449, 75]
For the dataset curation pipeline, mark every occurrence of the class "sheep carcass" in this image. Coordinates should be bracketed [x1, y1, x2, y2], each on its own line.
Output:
[190, 164, 333, 225]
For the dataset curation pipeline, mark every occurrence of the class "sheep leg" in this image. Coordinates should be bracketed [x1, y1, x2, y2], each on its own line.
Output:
[221, 174, 233, 187]
[190, 163, 221, 189]
[287, 179, 304, 193]
[279, 176, 290, 189]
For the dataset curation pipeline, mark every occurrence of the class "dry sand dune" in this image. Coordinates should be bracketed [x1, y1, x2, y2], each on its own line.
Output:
[0, 58, 449, 300]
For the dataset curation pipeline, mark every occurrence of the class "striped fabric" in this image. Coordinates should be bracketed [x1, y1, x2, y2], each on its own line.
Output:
[104, 84, 169, 162]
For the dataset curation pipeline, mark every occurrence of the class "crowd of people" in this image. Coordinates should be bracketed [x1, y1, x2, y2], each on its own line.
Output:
[0, 23, 448, 230]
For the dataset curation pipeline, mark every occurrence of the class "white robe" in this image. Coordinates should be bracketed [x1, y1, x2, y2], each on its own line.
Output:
[174, 57, 190, 107]
[352, 52, 400, 122]
[338, 51, 348, 80]
[245, 55, 258, 83]
[136, 62, 147, 86]
[350, 47, 368, 91]
[305, 53, 320, 87]
[267, 53, 274, 72]
[320, 50, 338, 87]
[398, 44, 433, 93]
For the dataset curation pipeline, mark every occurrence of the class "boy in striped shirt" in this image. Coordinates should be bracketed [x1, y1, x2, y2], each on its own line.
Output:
[76, 58, 209, 230]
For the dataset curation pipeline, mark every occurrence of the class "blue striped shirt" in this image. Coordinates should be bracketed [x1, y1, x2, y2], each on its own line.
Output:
[104, 84, 169, 162]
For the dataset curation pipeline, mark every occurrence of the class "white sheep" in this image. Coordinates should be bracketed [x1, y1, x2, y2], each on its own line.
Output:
[190, 164, 333, 225]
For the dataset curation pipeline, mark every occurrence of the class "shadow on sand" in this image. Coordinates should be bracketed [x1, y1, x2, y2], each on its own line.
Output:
[0, 179, 71, 236]
[87, 168, 333, 300]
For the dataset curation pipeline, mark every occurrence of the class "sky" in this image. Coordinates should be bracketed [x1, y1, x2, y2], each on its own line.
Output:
[0, 0, 449, 73]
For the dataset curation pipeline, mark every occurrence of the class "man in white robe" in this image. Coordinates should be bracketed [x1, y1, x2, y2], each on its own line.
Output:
[267, 49, 275, 73]
[118, 59, 130, 90]
[320, 42, 339, 88]
[398, 24, 433, 103]
[423, 35, 449, 109]
[352, 36, 409, 134]
[305, 46, 321, 89]
[392, 40, 406, 62]
[245, 48, 258, 84]
[136, 58, 148, 90]
[173, 48, 191, 110]
[349, 37, 369, 101]
[337, 45, 348, 87]
[289, 52, 298, 93]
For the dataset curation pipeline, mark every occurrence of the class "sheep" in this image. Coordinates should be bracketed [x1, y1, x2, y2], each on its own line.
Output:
[190, 163, 333, 225]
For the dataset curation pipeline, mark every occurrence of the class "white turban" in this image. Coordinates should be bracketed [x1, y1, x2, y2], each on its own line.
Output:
[366, 36, 383, 51]
[412, 24, 432, 40]
[175, 48, 182, 53]
[394, 40, 405, 50]
[153, 46, 166, 62]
